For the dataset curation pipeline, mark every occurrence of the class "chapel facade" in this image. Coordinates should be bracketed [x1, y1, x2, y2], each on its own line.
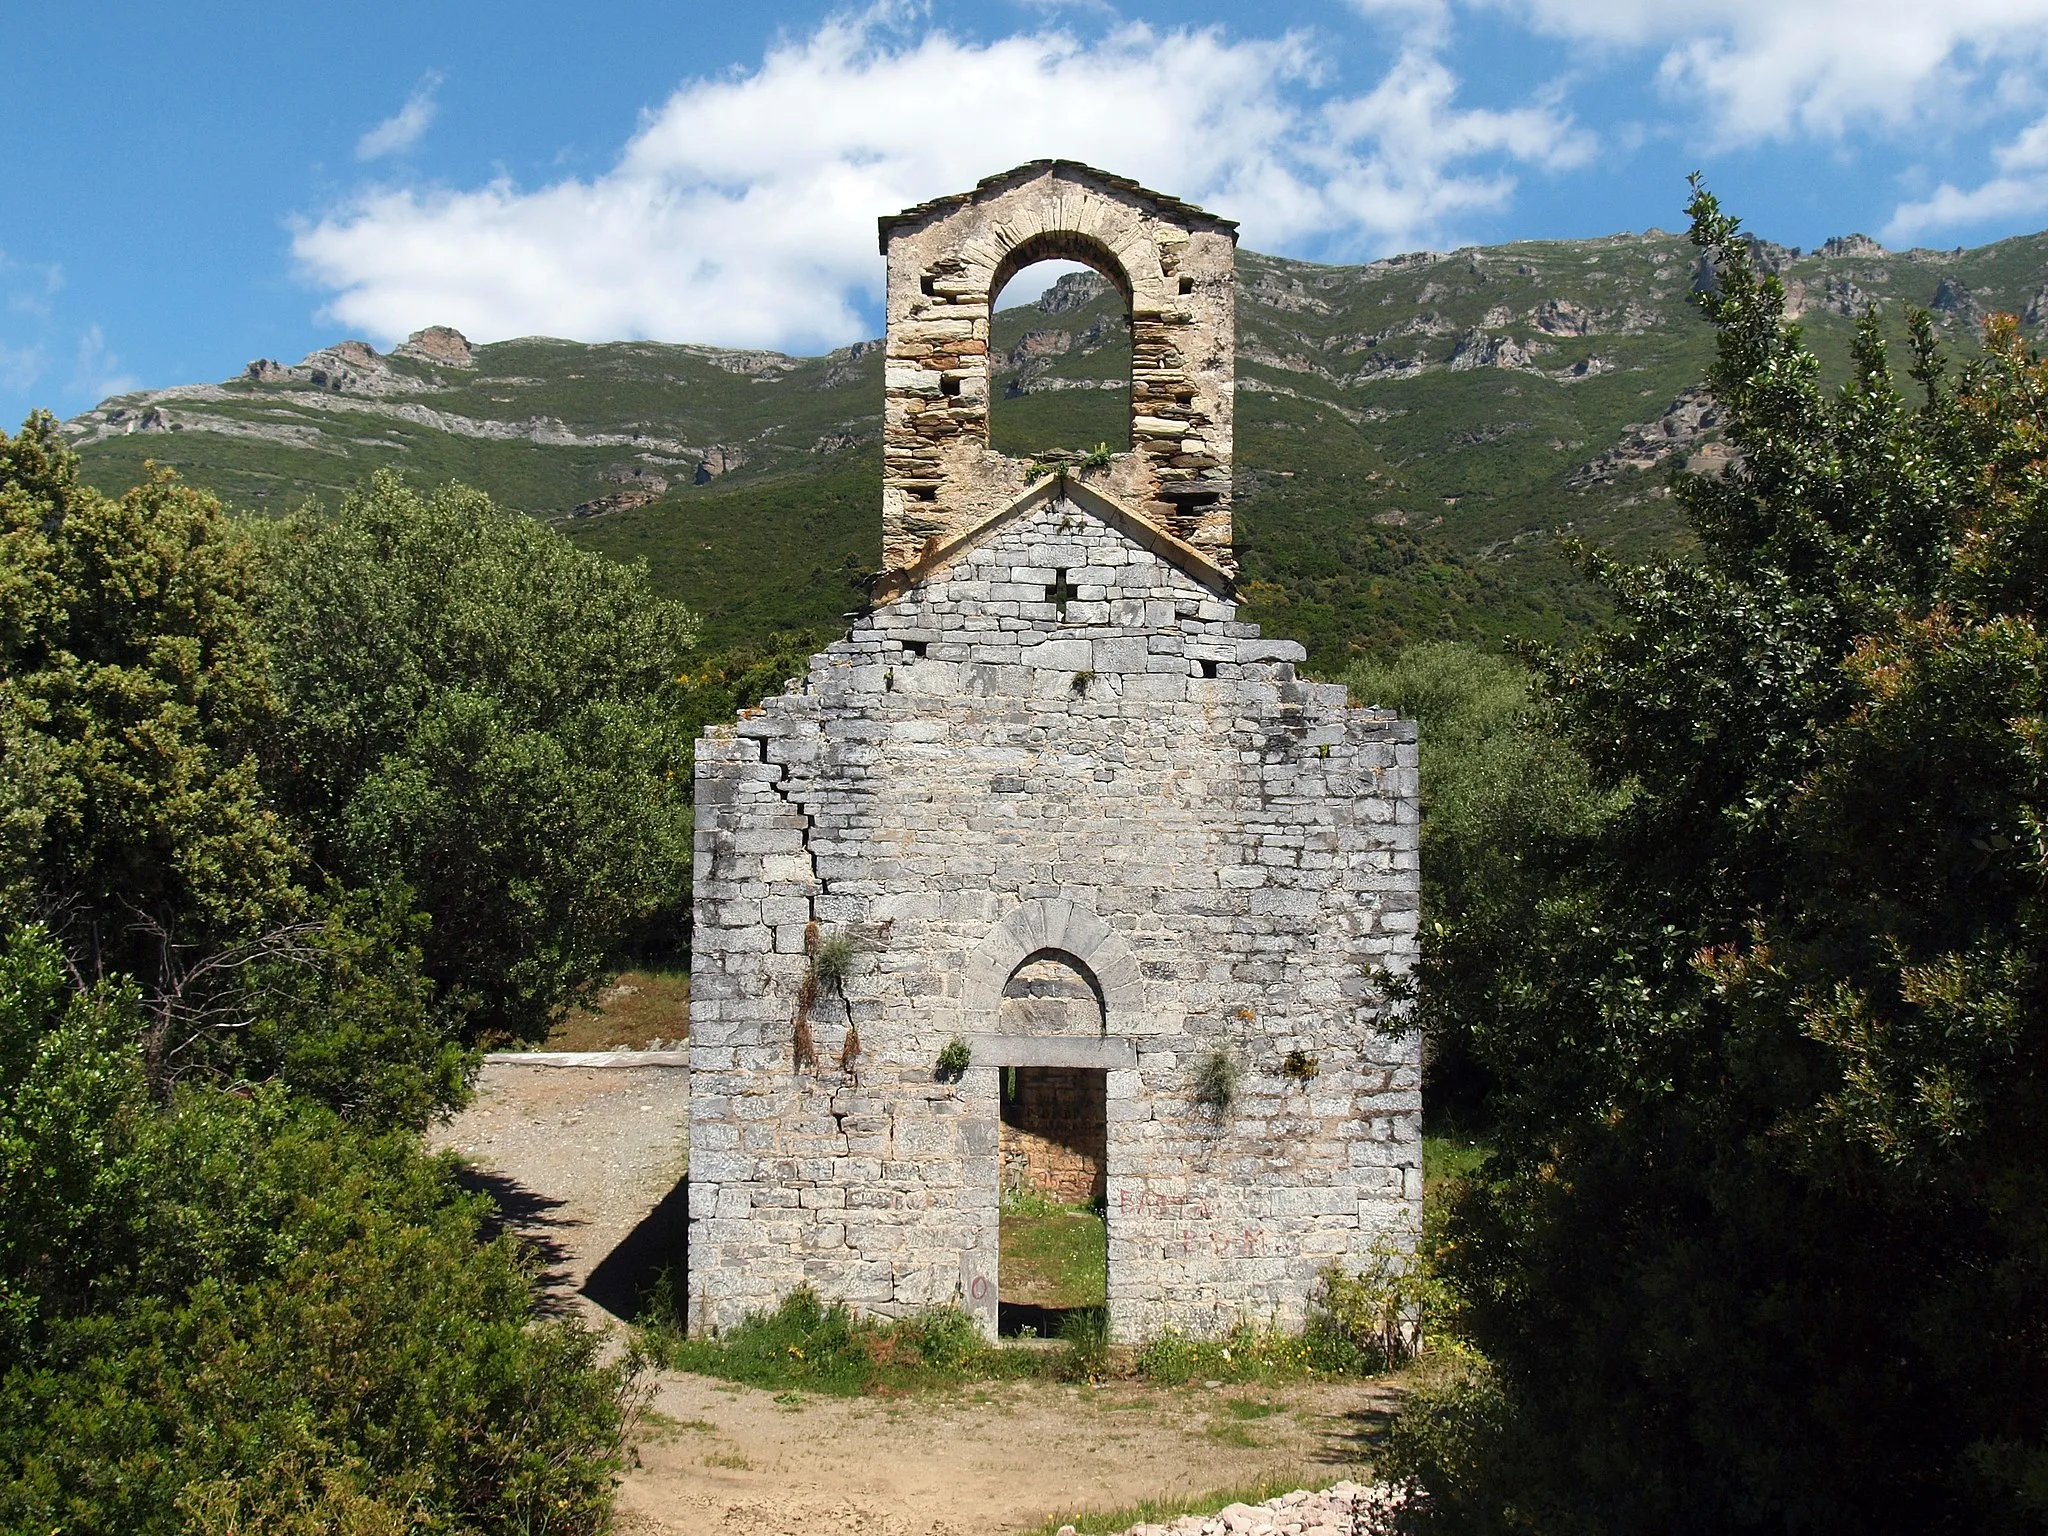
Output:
[687, 162, 1421, 1338]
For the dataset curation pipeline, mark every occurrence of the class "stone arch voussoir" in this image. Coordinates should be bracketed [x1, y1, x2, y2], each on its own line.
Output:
[961, 899, 1146, 1029]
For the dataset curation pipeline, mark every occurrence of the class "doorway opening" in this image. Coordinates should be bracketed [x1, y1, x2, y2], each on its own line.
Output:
[987, 260, 1132, 462]
[997, 1066, 1108, 1338]
[994, 950, 1109, 1338]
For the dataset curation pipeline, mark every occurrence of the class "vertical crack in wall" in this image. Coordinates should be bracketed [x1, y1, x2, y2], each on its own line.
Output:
[753, 733, 822, 921]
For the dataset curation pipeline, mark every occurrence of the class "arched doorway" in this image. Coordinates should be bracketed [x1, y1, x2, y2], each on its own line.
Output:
[996, 950, 1108, 1337]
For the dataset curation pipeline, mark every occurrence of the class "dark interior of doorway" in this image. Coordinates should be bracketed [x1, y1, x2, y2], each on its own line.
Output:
[997, 1065, 1108, 1339]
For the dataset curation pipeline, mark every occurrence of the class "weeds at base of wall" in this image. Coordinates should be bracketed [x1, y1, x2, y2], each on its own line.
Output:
[636, 1277, 1418, 1397]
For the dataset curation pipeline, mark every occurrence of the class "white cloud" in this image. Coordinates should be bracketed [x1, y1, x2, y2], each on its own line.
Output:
[292, 15, 1586, 352]
[1884, 110, 2048, 239]
[68, 325, 136, 404]
[0, 340, 44, 395]
[1481, 0, 2048, 141]
[357, 72, 443, 161]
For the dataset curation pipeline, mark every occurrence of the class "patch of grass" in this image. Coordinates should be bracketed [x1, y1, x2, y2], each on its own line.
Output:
[633, 1409, 716, 1442]
[1024, 1474, 1326, 1536]
[1206, 1420, 1262, 1448]
[1001, 1197, 1107, 1311]
[1423, 1130, 1489, 1187]
[543, 968, 690, 1050]
[649, 1286, 1037, 1396]
[1224, 1397, 1285, 1420]
[1134, 1319, 1376, 1386]
[703, 1450, 752, 1470]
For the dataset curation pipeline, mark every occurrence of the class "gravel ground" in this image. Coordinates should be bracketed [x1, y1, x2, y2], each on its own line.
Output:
[429, 1056, 691, 1319]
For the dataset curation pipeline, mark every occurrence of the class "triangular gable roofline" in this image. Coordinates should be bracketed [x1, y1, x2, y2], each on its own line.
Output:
[871, 475, 1238, 606]
[876, 160, 1239, 255]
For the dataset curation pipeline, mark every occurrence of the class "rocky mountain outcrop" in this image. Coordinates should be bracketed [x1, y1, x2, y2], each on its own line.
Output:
[237, 337, 435, 397]
[1569, 387, 1726, 486]
[570, 488, 657, 519]
[1932, 275, 1983, 320]
[694, 444, 746, 482]
[1448, 329, 1538, 371]
[1034, 270, 1111, 313]
[394, 325, 474, 368]
[1820, 234, 1885, 259]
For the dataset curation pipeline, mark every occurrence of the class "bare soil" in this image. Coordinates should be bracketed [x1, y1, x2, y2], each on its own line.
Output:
[437, 1058, 1402, 1536]
[430, 1059, 691, 1318]
[617, 1373, 1400, 1536]
[543, 970, 691, 1052]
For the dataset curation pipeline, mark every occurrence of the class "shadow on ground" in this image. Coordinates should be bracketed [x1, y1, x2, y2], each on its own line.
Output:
[999, 1300, 1090, 1339]
[583, 1176, 690, 1322]
[457, 1166, 580, 1316]
[1313, 1380, 1405, 1466]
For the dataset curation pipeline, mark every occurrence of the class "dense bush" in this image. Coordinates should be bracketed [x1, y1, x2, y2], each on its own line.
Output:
[0, 923, 630, 1534]
[0, 429, 652, 1528]
[1389, 185, 2048, 1531]
[254, 471, 700, 1043]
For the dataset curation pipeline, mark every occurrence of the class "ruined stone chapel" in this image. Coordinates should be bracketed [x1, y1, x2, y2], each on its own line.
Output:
[688, 162, 1420, 1339]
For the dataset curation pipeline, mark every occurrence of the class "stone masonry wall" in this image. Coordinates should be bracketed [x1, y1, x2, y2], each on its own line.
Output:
[688, 493, 1420, 1340]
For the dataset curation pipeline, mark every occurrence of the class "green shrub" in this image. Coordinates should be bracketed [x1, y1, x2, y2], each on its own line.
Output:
[658, 1287, 1020, 1396]
[935, 1037, 972, 1080]
[1388, 184, 2048, 1529]
[0, 923, 632, 1534]
[254, 471, 701, 1044]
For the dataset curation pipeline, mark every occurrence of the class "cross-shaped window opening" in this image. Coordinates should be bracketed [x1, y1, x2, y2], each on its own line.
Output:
[1045, 569, 1074, 617]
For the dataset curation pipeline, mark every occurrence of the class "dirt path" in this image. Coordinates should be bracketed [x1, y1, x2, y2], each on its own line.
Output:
[431, 1058, 691, 1318]
[618, 1372, 1401, 1536]
[438, 1060, 1403, 1534]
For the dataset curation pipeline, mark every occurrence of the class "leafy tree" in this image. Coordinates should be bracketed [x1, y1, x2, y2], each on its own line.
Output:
[1392, 187, 2048, 1531]
[0, 414, 296, 983]
[255, 472, 700, 1042]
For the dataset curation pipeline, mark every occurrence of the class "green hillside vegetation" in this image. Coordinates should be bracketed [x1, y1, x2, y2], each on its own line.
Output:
[67, 229, 2048, 671]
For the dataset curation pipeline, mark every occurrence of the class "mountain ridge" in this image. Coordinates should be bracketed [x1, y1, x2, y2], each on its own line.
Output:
[64, 226, 2048, 667]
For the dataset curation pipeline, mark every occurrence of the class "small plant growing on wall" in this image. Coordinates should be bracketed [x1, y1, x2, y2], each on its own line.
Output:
[1192, 1045, 1241, 1111]
[935, 1037, 972, 1082]
[1071, 669, 1095, 696]
[1282, 1048, 1320, 1084]
[793, 922, 878, 1073]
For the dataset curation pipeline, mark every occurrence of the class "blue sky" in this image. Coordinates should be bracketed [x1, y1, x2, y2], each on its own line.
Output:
[7, 0, 2048, 426]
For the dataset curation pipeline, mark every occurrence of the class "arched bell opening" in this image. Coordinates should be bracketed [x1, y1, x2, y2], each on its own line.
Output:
[986, 232, 1134, 462]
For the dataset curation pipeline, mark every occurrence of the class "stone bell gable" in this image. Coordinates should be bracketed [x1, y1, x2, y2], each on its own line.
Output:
[686, 166, 1420, 1340]
[877, 160, 1238, 575]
